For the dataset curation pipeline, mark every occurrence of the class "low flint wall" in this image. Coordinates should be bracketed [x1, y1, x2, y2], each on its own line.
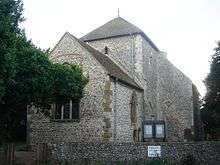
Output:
[46, 141, 220, 164]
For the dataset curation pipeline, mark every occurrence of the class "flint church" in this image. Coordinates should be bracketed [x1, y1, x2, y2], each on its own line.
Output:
[27, 16, 203, 145]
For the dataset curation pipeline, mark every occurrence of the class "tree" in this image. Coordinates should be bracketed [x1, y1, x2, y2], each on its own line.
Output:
[0, 0, 23, 103]
[0, 0, 88, 143]
[202, 41, 220, 140]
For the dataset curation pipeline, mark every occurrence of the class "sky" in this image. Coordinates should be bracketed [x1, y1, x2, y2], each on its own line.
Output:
[21, 0, 220, 96]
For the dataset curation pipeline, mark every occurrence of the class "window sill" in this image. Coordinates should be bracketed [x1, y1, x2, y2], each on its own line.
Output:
[50, 119, 80, 123]
[143, 137, 166, 142]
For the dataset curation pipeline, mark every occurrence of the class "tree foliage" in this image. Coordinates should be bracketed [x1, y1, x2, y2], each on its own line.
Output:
[202, 41, 220, 139]
[0, 0, 23, 102]
[0, 0, 88, 143]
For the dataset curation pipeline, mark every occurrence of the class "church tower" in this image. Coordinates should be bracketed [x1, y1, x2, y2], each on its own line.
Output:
[81, 16, 160, 123]
[81, 17, 198, 142]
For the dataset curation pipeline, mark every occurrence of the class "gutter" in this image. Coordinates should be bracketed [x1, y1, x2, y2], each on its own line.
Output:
[109, 75, 143, 92]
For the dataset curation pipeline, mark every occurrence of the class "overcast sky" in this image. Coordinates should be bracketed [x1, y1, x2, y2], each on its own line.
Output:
[21, 0, 220, 96]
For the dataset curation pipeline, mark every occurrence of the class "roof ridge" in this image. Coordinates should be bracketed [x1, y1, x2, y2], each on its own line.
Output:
[80, 17, 159, 51]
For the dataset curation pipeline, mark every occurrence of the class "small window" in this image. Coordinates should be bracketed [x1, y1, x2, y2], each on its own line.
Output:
[149, 56, 152, 65]
[54, 100, 79, 120]
[104, 46, 108, 54]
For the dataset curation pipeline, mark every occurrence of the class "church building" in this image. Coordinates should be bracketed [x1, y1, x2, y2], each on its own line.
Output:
[27, 17, 203, 144]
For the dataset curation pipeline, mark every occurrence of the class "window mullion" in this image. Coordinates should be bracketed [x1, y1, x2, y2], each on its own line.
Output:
[53, 104, 55, 119]
[52, 104, 55, 119]
[70, 100, 72, 120]
[153, 123, 156, 138]
[61, 105, 64, 120]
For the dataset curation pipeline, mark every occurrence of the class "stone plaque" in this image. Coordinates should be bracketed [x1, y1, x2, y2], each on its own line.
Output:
[147, 146, 161, 157]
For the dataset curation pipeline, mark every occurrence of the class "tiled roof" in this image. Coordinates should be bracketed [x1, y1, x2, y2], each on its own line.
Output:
[81, 17, 159, 51]
[68, 33, 142, 89]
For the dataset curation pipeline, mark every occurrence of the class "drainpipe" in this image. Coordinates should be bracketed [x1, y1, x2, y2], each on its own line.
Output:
[113, 77, 118, 141]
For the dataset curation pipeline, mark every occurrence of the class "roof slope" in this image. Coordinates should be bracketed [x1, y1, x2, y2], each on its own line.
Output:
[68, 33, 142, 89]
[81, 17, 159, 51]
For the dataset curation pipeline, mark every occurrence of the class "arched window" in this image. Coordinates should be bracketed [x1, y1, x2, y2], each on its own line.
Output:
[133, 130, 137, 142]
[130, 91, 137, 124]
[133, 128, 141, 142]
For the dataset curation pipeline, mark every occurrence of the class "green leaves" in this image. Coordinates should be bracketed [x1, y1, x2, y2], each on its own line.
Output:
[202, 41, 220, 139]
[52, 63, 88, 104]
[0, 0, 88, 142]
[9, 34, 89, 109]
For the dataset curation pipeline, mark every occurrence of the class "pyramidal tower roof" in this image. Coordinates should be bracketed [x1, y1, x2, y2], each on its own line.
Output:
[81, 17, 159, 51]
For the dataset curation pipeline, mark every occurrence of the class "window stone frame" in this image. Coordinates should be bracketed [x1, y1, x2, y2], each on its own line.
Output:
[142, 120, 166, 142]
[51, 100, 80, 122]
[130, 91, 137, 124]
